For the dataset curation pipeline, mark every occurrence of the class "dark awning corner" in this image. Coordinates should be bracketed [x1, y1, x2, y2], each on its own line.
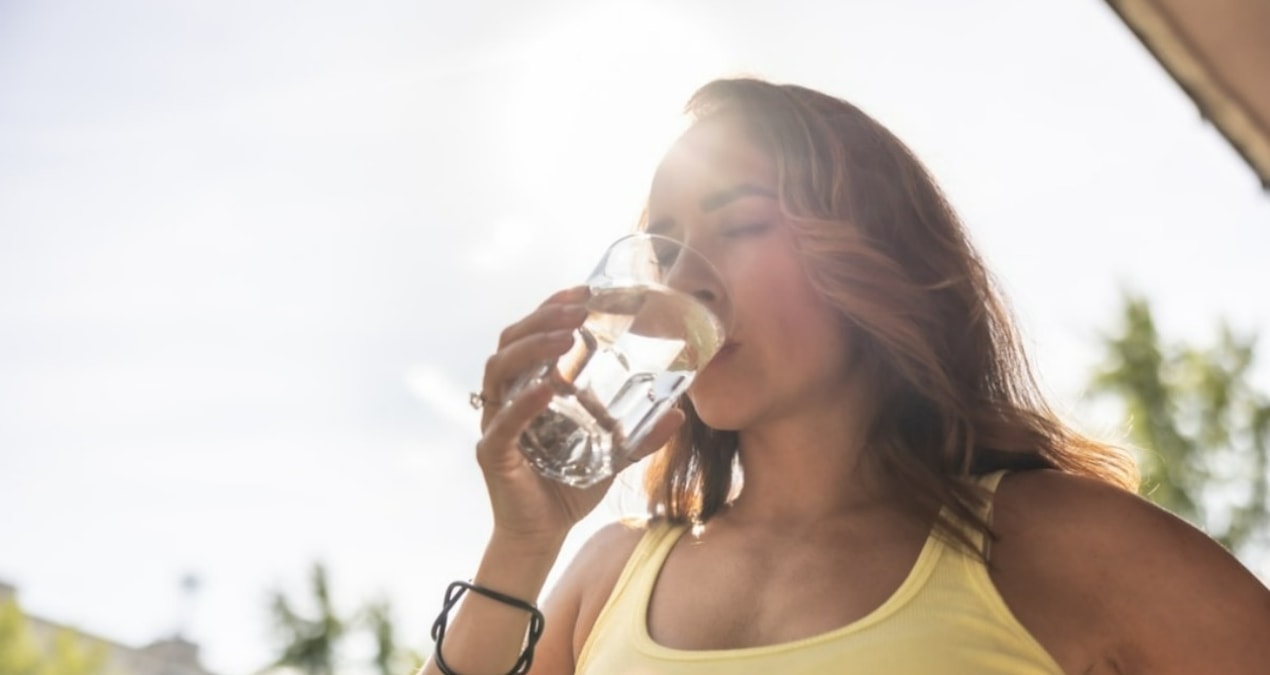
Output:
[1105, 0, 1270, 191]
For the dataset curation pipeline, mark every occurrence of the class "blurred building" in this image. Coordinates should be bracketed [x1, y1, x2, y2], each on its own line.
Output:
[0, 581, 216, 675]
[1106, 0, 1270, 189]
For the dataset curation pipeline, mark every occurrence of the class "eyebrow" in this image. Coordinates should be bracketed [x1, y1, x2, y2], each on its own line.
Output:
[647, 183, 777, 234]
[700, 183, 777, 212]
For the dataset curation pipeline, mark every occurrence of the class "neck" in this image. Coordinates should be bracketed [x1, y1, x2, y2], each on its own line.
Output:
[721, 380, 899, 528]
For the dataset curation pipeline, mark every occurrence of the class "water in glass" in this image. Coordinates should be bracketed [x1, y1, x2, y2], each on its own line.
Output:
[516, 281, 724, 487]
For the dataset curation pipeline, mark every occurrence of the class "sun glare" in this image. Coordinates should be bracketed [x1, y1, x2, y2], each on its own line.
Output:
[502, 4, 729, 250]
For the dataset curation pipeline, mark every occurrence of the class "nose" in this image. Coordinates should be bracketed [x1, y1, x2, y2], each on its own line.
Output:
[661, 245, 727, 317]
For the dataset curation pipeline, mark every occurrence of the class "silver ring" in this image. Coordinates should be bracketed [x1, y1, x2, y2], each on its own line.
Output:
[469, 391, 500, 410]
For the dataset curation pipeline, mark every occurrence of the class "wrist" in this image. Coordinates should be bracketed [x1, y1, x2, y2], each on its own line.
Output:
[471, 529, 566, 604]
[488, 526, 569, 559]
[431, 581, 546, 675]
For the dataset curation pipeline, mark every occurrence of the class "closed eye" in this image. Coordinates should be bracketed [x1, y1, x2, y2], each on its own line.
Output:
[722, 222, 772, 237]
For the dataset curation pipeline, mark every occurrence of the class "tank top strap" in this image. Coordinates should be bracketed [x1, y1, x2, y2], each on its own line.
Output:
[973, 469, 1010, 558]
[978, 468, 1010, 494]
[617, 519, 686, 598]
[577, 519, 688, 670]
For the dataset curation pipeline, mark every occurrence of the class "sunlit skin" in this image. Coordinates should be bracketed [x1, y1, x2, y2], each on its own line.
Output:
[644, 118, 892, 516]
[551, 120, 1270, 673]
[424, 110, 1270, 675]
[649, 121, 853, 430]
[590, 118, 931, 653]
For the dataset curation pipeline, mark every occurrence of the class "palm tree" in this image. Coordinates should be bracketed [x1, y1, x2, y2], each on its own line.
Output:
[268, 563, 346, 675]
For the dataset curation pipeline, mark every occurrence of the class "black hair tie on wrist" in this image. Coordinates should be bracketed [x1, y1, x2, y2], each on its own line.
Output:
[431, 581, 546, 675]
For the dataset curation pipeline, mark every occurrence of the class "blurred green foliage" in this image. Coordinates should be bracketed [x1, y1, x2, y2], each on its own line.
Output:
[267, 564, 422, 675]
[0, 600, 108, 675]
[1090, 293, 1270, 558]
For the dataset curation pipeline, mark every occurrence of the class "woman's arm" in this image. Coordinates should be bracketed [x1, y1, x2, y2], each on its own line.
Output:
[419, 531, 568, 675]
[993, 470, 1270, 674]
[421, 286, 680, 674]
[419, 519, 647, 675]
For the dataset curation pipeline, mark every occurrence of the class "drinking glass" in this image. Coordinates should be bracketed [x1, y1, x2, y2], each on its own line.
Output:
[511, 233, 728, 488]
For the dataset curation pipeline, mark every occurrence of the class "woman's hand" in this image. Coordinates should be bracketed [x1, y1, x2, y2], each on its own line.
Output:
[475, 286, 684, 547]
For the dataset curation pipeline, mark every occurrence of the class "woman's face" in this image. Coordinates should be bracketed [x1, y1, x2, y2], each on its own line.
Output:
[647, 117, 854, 431]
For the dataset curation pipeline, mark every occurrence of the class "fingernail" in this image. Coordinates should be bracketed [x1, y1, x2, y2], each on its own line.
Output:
[560, 304, 588, 319]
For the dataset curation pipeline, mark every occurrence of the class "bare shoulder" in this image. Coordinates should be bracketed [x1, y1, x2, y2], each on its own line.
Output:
[990, 469, 1270, 674]
[993, 469, 1178, 551]
[992, 469, 1252, 578]
[560, 517, 652, 594]
[545, 518, 655, 661]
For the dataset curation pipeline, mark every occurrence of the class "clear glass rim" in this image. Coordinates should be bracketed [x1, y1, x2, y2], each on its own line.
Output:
[589, 232, 727, 290]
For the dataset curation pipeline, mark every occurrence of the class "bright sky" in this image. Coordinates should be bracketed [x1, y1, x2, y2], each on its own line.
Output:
[2, 1, 1268, 673]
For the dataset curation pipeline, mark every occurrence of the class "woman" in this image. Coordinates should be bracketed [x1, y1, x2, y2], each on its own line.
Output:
[423, 79, 1270, 674]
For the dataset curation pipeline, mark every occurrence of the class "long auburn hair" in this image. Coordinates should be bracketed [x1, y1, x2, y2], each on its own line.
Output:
[641, 78, 1138, 554]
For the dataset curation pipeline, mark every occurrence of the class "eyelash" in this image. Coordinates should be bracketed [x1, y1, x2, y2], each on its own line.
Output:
[722, 222, 771, 237]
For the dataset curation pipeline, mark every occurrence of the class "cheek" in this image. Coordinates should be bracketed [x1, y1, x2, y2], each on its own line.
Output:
[760, 268, 852, 378]
[772, 298, 848, 370]
[744, 259, 842, 352]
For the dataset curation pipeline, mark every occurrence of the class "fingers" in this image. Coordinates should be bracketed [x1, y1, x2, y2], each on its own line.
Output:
[476, 380, 553, 474]
[537, 285, 589, 309]
[481, 329, 575, 409]
[498, 287, 589, 349]
[480, 288, 589, 429]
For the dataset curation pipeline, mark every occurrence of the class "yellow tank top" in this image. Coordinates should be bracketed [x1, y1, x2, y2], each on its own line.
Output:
[576, 471, 1064, 674]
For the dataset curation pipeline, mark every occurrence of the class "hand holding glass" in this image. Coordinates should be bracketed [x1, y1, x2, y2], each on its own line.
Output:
[511, 233, 728, 488]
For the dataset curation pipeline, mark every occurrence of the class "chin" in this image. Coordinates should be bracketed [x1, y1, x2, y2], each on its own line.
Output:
[686, 355, 753, 430]
[685, 388, 747, 432]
